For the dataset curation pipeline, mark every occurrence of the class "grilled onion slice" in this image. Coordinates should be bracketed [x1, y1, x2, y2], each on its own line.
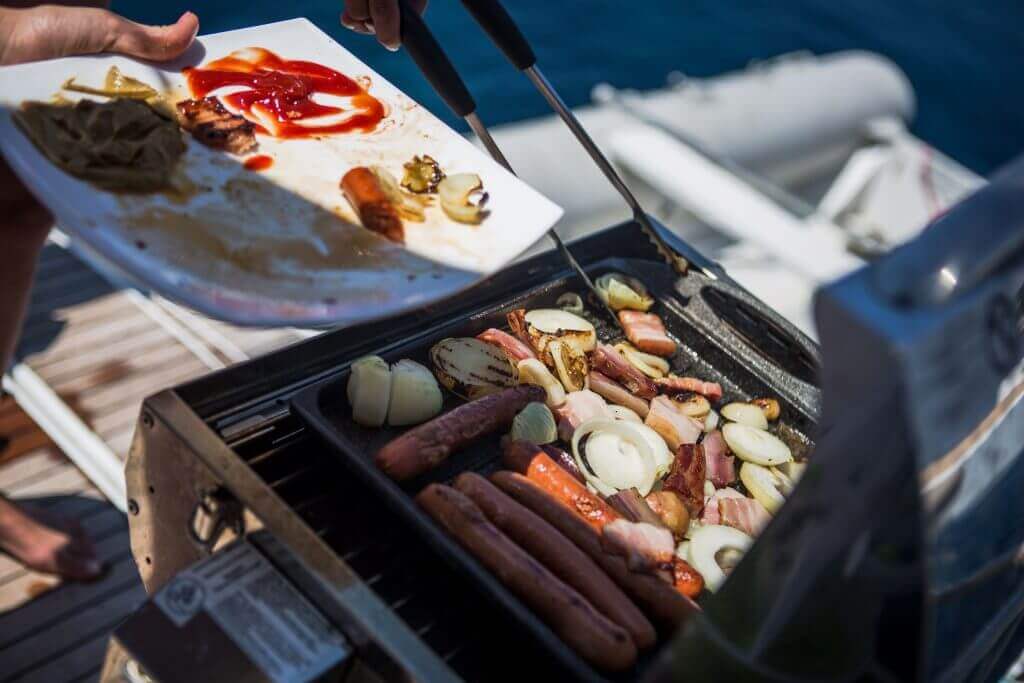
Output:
[739, 462, 787, 514]
[722, 423, 793, 466]
[431, 337, 517, 400]
[347, 355, 391, 427]
[721, 402, 769, 430]
[688, 524, 753, 592]
[438, 173, 488, 224]
[516, 358, 566, 407]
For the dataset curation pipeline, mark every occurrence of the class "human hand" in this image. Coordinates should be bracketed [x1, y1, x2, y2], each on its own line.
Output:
[0, 5, 200, 237]
[340, 0, 427, 51]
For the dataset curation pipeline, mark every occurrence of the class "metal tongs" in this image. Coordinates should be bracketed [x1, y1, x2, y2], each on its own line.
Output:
[397, 1, 688, 330]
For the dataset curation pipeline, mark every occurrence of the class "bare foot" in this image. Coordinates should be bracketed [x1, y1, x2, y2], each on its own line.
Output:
[0, 496, 103, 580]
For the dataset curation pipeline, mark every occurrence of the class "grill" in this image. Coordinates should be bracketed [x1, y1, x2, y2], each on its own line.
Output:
[123, 155, 1024, 682]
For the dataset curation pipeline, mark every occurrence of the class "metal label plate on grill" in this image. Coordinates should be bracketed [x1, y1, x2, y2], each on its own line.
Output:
[151, 540, 351, 683]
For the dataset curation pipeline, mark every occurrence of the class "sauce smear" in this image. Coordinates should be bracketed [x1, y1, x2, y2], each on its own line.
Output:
[185, 48, 385, 139]
[244, 154, 274, 171]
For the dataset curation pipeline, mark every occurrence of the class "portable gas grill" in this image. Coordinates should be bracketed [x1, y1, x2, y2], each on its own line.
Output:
[106, 2, 1024, 679]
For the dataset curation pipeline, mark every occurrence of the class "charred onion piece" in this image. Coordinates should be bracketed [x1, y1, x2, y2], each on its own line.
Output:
[401, 154, 444, 193]
[370, 166, 429, 221]
[439, 173, 488, 224]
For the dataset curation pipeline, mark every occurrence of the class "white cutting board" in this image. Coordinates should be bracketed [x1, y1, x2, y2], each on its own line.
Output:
[0, 18, 562, 327]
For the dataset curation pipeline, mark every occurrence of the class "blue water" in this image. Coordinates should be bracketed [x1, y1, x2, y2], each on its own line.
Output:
[116, 1, 1024, 175]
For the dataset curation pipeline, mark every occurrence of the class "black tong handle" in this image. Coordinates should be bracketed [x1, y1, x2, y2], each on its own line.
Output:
[457, 0, 536, 70]
[398, 0, 476, 117]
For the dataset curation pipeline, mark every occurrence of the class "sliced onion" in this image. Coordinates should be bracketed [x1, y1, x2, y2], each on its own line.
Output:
[524, 309, 597, 357]
[688, 524, 753, 592]
[516, 358, 566, 407]
[387, 359, 443, 426]
[776, 461, 807, 484]
[614, 343, 669, 378]
[673, 394, 710, 418]
[556, 292, 584, 315]
[549, 340, 587, 392]
[431, 337, 517, 400]
[675, 540, 691, 561]
[370, 166, 429, 221]
[703, 479, 716, 499]
[722, 423, 793, 466]
[571, 419, 657, 496]
[438, 173, 488, 224]
[721, 402, 769, 430]
[739, 462, 787, 514]
[703, 409, 720, 433]
[608, 405, 642, 423]
[595, 273, 655, 311]
[632, 422, 674, 476]
[510, 402, 557, 445]
[348, 355, 391, 427]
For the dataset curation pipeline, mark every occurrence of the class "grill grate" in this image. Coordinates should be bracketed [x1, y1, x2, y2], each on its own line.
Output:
[233, 414, 574, 680]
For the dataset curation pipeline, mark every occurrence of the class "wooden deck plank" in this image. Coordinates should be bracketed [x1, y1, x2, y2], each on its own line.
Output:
[0, 522, 131, 619]
[0, 578, 143, 675]
[33, 327, 173, 385]
[6, 627, 119, 682]
[69, 358, 210, 418]
[5, 466, 98, 501]
[50, 344, 200, 398]
[0, 451, 65, 491]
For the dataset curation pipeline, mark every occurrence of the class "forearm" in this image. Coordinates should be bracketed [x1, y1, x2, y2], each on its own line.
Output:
[0, 218, 49, 373]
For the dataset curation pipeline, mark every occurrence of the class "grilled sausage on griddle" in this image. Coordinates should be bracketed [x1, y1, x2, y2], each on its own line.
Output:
[176, 97, 256, 155]
[453, 472, 656, 650]
[375, 385, 545, 481]
[416, 483, 638, 671]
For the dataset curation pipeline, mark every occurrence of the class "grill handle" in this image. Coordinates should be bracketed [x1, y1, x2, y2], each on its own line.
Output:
[398, 0, 476, 118]
[457, 0, 537, 70]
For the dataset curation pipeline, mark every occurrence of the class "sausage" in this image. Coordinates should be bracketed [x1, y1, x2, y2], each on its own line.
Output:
[503, 440, 620, 532]
[453, 473, 656, 650]
[492, 471, 700, 627]
[416, 483, 637, 671]
[672, 556, 704, 599]
[341, 167, 404, 243]
[376, 386, 545, 481]
[477, 328, 537, 362]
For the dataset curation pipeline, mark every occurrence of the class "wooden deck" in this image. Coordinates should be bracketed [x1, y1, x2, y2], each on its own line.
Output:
[1, 243, 312, 681]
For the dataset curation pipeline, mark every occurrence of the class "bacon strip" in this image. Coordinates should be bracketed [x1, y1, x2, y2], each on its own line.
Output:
[701, 487, 745, 525]
[719, 497, 771, 536]
[618, 311, 676, 357]
[554, 390, 610, 442]
[702, 430, 736, 487]
[601, 519, 675, 580]
[588, 371, 650, 418]
[477, 328, 537, 362]
[655, 376, 723, 402]
[664, 443, 706, 516]
[591, 345, 656, 399]
[644, 396, 702, 451]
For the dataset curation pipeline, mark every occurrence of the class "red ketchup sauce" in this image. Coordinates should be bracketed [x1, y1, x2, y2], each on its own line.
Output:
[184, 48, 385, 139]
[243, 155, 274, 171]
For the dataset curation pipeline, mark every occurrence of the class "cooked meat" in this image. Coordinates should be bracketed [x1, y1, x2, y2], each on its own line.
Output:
[664, 443, 706, 516]
[477, 328, 537, 362]
[618, 311, 677, 357]
[601, 519, 675, 580]
[718, 496, 771, 536]
[703, 430, 736, 487]
[591, 345, 657, 399]
[554, 390, 610, 442]
[701, 487, 746, 525]
[645, 396, 702, 451]
[340, 167, 404, 243]
[655, 376, 724, 402]
[176, 97, 257, 154]
[587, 371, 650, 418]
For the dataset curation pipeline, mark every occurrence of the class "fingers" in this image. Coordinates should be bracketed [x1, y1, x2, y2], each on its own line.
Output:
[55, 545, 104, 581]
[340, 0, 427, 49]
[104, 10, 200, 61]
[368, 0, 400, 51]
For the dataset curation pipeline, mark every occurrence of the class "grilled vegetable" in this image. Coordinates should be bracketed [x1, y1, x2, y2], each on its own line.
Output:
[370, 166, 429, 221]
[347, 355, 391, 427]
[721, 402, 769, 430]
[549, 340, 588, 393]
[721, 423, 793, 466]
[687, 524, 753, 592]
[572, 419, 658, 497]
[752, 397, 781, 421]
[63, 66, 174, 118]
[438, 173, 488, 223]
[739, 462, 788, 514]
[556, 292, 584, 315]
[431, 338, 518, 400]
[614, 343, 670, 379]
[523, 309, 597, 360]
[703, 410, 720, 432]
[401, 154, 443, 193]
[672, 394, 710, 418]
[517, 358, 567, 407]
[595, 273, 654, 312]
[608, 405, 643, 423]
[387, 359, 443, 426]
[776, 460, 807, 483]
[510, 402, 558, 445]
